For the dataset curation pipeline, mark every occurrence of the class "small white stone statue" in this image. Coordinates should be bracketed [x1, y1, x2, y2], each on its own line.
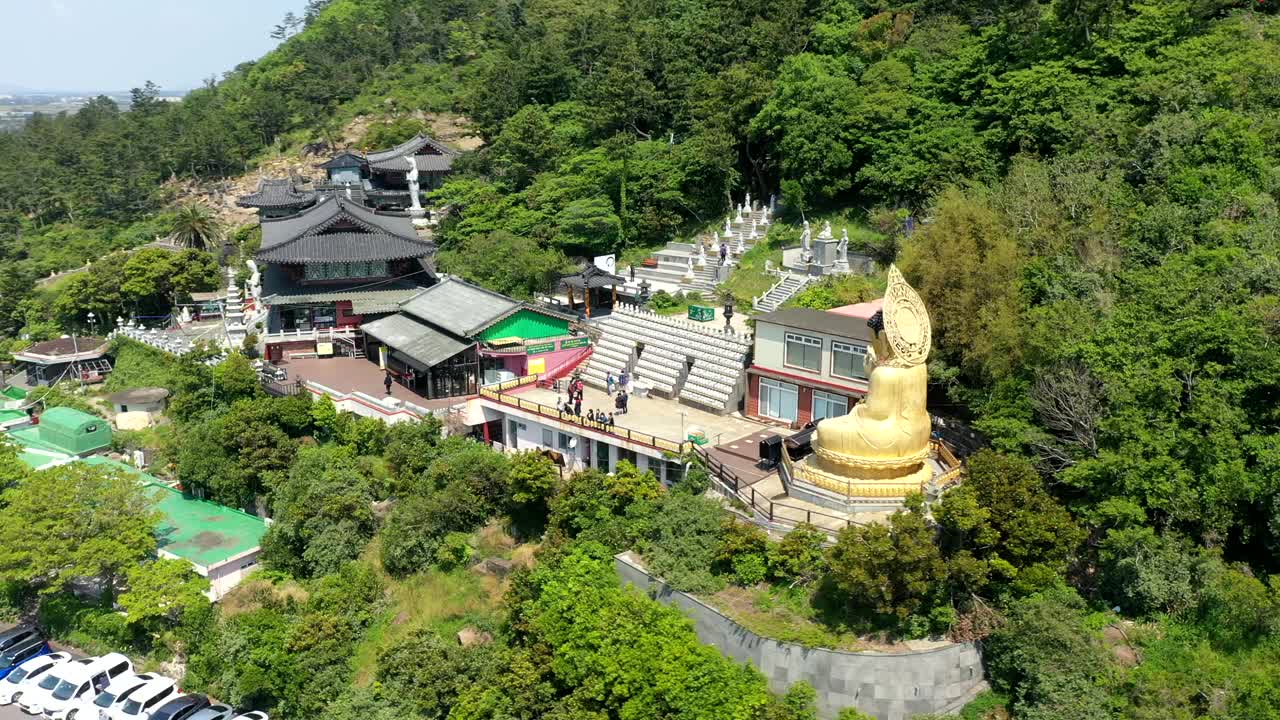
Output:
[736, 230, 746, 254]
[684, 256, 696, 282]
[839, 228, 850, 260]
[769, 193, 777, 212]
[734, 206, 745, 224]
[749, 219, 758, 239]
[725, 216, 733, 236]
[696, 242, 707, 267]
[820, 221, 833, 239]
[404, 155, 424, 217]
[745, 191, 752, 211]
[801, 220, 811, 250]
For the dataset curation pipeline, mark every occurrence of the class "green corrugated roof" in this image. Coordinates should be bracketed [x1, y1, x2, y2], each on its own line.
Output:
[8, 425, 67, 456]
[80, 458, 268, 569]
[2, 387, 28, 401]
[38, 407, 100, 433]
[476, 308, 570, 342]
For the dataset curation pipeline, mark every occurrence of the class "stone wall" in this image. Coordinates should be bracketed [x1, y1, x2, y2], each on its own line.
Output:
[614, 552, 987, 720]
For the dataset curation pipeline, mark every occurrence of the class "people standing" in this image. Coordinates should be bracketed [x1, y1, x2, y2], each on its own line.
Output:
[621, 391, 629, 415]
[606, 371, 616, 395]
[573, 393, 582, 416]
[719, 242, 728, 265]
[619, 370, 630, 393]
[383, 370, 394, 395]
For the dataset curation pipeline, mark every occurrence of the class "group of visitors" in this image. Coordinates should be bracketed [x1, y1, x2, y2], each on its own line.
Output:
[605, 371, 630, 415]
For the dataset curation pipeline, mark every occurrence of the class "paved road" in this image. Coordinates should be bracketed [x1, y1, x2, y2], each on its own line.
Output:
[1, 699, 39, 720]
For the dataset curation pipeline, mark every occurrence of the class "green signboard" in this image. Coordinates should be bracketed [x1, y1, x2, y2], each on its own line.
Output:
[560, 337, 590, 350]
[688, 305, 715, 322]
[525, 342, 556, 355]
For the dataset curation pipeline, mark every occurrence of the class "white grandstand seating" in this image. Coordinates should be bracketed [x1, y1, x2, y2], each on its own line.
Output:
[582, 306, 751, 413]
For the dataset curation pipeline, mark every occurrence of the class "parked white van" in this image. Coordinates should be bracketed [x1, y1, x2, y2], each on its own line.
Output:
[53, 673, 155, 720]
[103, 676, 178, 720]
[0, 653, 72, 706]
[18, 653, 132, 717]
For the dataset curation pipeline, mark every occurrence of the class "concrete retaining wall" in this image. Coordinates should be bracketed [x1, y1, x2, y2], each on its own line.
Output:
[615, 552, 986, 720]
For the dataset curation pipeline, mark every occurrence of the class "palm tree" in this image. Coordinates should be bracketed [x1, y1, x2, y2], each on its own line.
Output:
[168, 204, 223, 251]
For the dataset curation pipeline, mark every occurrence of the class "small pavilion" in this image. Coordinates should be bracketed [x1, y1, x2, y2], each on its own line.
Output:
[560, 265, 626, 318]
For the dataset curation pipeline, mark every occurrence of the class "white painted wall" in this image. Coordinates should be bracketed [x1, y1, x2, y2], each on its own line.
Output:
[754, 321, 871, 392]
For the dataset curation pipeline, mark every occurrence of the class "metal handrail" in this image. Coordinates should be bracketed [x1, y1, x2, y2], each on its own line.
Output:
[692, 445, 862, 531]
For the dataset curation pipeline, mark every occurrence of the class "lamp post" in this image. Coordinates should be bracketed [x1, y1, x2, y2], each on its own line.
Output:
[638, 279, 651, 308]
[723, 296, 735, 332]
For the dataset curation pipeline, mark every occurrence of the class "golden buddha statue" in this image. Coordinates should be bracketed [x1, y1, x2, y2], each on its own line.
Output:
[792, 265, 934, 497]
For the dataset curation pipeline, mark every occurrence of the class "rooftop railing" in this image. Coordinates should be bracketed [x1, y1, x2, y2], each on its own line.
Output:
[479, 376, 693, 454]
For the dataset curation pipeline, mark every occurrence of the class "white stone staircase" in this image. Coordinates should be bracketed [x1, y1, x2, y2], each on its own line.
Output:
[629, 199, 775, 295]
[584, 306, 752, 414]
[753, 273, 811, 312]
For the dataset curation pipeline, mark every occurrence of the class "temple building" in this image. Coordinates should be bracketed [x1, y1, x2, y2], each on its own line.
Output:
[316, 134, 458, 211]
[257, 195, 437, 360]
[360, 278, 580, 400]
[235, 177, 317, 219]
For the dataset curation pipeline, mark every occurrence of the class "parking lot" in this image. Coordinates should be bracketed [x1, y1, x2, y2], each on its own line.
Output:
[1, 699, 34, 720]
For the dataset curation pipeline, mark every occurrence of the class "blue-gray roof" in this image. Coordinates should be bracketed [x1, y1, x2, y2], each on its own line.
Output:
[398, 278, 521, 337]
[361, 313, 471, 369]
[256, 195, 434, 264]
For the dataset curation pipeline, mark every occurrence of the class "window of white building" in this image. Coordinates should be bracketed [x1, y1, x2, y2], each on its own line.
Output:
[812, 390, 849, 421]
[759, 377, 799, 422]
[831, 341, 868, 380]
[784, 333, 822, 372]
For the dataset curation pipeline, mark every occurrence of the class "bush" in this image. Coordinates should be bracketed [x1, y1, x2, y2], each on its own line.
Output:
[768, 523, 828, 587]
[434, 532, 475, 570]
[732, 553, 768, 586]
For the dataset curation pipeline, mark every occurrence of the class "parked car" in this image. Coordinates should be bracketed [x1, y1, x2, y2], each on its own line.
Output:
[185, 704, 233, 720]
[0, 635, 51, 681]
[105, 677, 178, 720]
[53, 673, 154, 720]
[0, 652, 71, 706]
[229, 713, 267, 720]
[19, 653, 133, 717]
[147, 695, 210, 720]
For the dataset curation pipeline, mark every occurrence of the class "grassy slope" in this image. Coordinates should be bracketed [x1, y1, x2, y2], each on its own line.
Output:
[348, 525, 530, 685]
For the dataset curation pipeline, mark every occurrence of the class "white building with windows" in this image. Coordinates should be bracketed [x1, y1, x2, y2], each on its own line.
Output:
[745, 308, 874, 427]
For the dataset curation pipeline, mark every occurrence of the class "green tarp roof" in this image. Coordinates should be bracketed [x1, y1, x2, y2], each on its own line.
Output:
[81, 458, 267, 569]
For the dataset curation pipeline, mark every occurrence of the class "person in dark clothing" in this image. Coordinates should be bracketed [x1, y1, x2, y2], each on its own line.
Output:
[574, 396, 582, 416]
[719, 243, 728, 264]
[614, 391, 624, 414]
[384, 371, 394, 395]
[621, 391, 629, 414]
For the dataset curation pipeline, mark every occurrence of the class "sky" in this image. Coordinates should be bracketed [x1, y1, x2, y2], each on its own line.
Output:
[1, 0, 302, 92]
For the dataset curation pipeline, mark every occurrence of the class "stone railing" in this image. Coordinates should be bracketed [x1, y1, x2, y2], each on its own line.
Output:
[615, 552, 987, 720]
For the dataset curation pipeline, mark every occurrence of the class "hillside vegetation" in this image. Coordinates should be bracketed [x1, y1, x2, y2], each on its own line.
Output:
[3, 0, 1280, 717]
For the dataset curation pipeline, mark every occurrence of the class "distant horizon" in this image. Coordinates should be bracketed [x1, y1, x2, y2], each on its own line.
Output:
[3, 0, 302, 92]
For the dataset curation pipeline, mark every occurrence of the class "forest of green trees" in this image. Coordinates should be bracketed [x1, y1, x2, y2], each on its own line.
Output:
[3, 0, 1280, 716]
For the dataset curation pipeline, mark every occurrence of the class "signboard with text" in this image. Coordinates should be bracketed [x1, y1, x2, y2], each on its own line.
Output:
[688, 305, 715, 322]
[525, 342, 556, 355]
[560, 337, 590, 350]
